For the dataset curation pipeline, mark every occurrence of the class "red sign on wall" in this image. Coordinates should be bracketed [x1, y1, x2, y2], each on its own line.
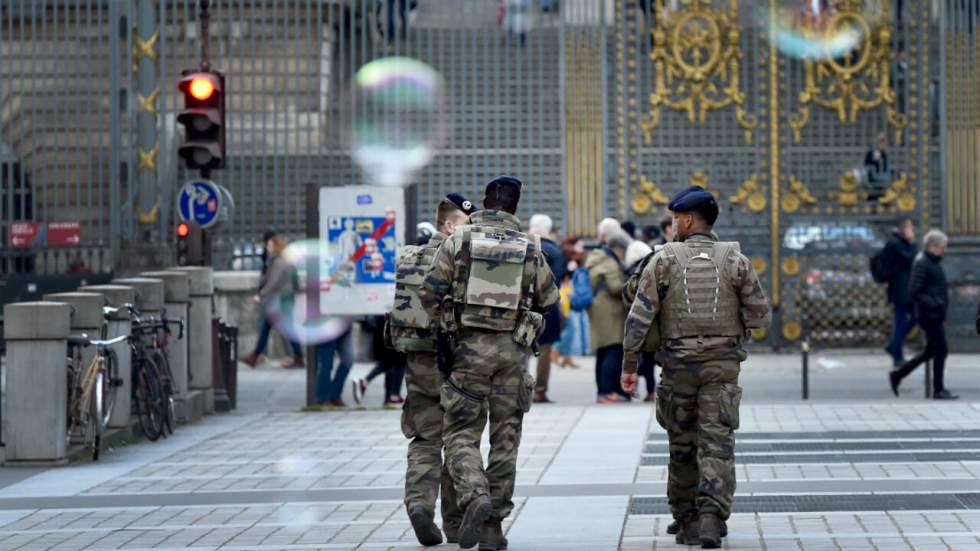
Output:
[7, 221, 81, 248]
[9, 221, 40, 248]
[46, 221, 81, 246]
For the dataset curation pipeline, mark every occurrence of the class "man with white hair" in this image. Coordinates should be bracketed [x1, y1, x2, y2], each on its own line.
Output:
[528, 214, 566, 403]
[597, 217, 622, 243]
[889, 229, 957, 399]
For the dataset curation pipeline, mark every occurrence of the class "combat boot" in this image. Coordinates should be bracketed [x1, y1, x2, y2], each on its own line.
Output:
[458, 495, 493, 549]
[674, 518, 700, 546]
[478, 520, 508, 550]
[699, 513, 723, 549]
[443, 522, 460, 544]
[407, 505, 442, 546]
[670, 519, 727, 537]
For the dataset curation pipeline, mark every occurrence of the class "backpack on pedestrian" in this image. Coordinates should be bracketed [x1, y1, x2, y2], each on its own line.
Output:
[870, 247, 892, 284]
[623, 251, 661, 353]
[569, 267, 594, 311]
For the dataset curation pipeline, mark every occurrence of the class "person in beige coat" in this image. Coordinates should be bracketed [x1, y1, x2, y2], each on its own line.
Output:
[586, 220, 632, 403]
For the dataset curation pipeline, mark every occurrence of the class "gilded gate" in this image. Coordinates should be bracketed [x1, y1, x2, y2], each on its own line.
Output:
[616, 0, 938, 347]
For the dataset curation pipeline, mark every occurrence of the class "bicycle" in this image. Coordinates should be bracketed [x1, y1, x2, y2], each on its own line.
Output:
[114, 304, 182, 441]
[65, 333, 127, 461]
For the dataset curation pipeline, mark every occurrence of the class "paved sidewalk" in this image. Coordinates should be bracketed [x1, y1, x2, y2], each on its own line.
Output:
[1, 353, 980, 550]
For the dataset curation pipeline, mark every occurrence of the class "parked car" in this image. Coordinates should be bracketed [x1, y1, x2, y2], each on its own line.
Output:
[783, 221, 891, 345]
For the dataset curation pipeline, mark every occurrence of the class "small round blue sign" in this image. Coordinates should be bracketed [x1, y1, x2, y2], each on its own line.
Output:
[177, 180, 222, 229]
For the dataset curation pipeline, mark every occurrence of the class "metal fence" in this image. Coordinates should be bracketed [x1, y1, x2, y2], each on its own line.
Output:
[0, 1, 971, 298]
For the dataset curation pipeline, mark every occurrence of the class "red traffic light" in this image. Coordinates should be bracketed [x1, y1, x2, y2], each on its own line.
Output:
[176, 223, 190, 237]
[189, 78, 215, 101]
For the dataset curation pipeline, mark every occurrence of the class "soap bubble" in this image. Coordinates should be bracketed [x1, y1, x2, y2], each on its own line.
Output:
[769, 0, 885, 60]
[264, 239, 353, 345]
[346, 57, 449, 187]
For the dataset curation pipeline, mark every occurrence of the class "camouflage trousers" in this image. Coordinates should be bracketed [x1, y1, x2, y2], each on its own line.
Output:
[402, 352, 462, 528]
[655, 360, 741, 521]
[441, 330, 533, 520]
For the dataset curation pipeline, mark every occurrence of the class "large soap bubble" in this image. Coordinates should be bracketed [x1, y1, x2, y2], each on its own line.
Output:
[264, 239, 353, 345]
[769, 0, 885, 60]
[347, 57, 449, 187]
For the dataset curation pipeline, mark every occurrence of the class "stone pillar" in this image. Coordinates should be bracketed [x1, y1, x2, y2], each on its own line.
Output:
[78, 284, 137, 429]
[2, 302, 72, 464]
[172, 266, 215, 413]
[141, 271, 191, 404]
[42, 292, 107, 389]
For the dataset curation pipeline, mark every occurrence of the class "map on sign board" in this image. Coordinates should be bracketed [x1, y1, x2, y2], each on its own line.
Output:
[318, 186, 406, 316]
[325, 215, 397, 287]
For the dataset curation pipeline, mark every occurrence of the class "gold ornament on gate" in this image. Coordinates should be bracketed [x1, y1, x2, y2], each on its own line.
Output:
[781, 176, 818, 213]
[640, 0, 757, 145]
[729, 174, 767, 213]
[788, 0, 907, 144]
[630, 176, 670, 215]
[781, 258, 800, 276]
[877, 171, 917, 212]
[782, 321, 802, 341]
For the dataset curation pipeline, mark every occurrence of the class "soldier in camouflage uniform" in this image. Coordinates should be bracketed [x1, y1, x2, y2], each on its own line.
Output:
[389, 193, 477, 546]
[421, 176, 559, 551]
[621, 186, 771, 548]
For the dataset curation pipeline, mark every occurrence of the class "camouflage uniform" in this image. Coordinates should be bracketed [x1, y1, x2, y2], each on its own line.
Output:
[390, 232, 462, 532]
[623, 233, 770, 522]
[421, 210, 559, 521]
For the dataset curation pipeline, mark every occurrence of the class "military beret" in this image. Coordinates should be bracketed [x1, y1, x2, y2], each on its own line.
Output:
[667, 185, 715, 212]
[444, 193, 477, 215]
[485, 175, 523, 196]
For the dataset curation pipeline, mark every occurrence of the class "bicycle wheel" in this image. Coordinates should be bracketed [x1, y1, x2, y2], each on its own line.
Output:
[151, 350, 177, 435]
[90, 371, 104, 461]
[133, 357, 164, 441]
[99, 348, 120, 429]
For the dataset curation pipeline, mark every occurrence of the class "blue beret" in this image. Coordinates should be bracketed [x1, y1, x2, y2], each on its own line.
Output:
[445, 193, 477, 215]
[485, 175, 523, 196]
[668, 185, 715, 212]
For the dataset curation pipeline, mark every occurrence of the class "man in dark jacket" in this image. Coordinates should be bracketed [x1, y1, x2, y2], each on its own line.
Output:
[883, 219, 917, 367]
[529, 214, 566, 403]
[889, 229, 957, 400]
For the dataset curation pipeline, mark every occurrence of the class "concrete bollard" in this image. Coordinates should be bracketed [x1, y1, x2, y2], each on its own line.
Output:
[141, 271, 191, 407]
[3, 302, 72, 465]
[42, 292, 108, 418]
[171, 266, 215, 414]
[78, 284, 136, 429]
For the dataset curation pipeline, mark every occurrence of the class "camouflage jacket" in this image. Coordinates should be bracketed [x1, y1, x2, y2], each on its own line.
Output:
[420, 210, 560, 333]
[622, 233, 771, 372]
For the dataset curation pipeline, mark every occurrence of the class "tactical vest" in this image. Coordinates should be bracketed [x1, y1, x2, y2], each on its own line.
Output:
[389, 238, 442, 352]
[453, 227, 540, 333]
[659, 241, 744, 340]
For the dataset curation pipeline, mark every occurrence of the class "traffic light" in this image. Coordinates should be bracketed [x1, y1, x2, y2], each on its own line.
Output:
[175, 222, 209, 266]
[177, 70, 225, 171]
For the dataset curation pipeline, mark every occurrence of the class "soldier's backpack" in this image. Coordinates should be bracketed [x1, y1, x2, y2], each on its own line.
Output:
[388, 243, 438, 352]
[454, 228, 539, 335]
[659, 241, 743, 339]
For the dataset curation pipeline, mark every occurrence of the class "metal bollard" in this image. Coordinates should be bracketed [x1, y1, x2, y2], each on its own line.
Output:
[801, 338, 810, 400]
[3, 302, 72, 464]
[925, 359, 932, 399]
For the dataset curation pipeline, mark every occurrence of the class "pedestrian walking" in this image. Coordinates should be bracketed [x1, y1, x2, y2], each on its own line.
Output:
[623, 239, 658, 402]
[880, 219, 918, 367]
[528, 213, 566, 403]
[586, 220, 631, 403]
[314, 326, 354, 408]
[889, 229, 958, 400]
[242, 231, 304, 368]
[421, 176, 558, 550]
[556, 237, 589, 366]
[387, 193, 476, 546]
[352, 315, 407, 408]
[621, 186, 771, 548]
